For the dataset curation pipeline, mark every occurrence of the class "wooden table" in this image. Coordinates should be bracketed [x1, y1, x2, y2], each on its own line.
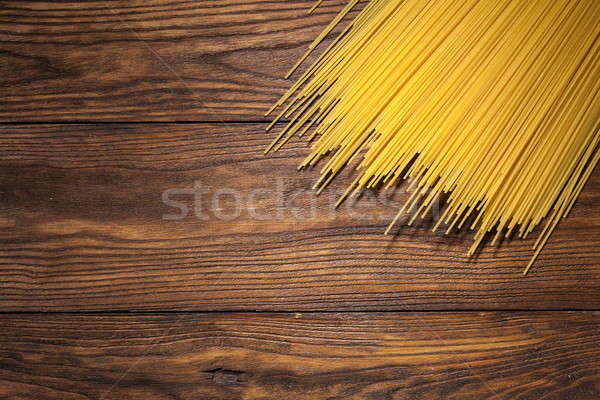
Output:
[1, 1, 599, 399]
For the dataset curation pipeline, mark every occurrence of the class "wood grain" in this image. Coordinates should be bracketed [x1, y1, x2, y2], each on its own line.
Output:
[0, 0, 360, 122]
[1, 123, 599, 311]
[0, 312, 599, 400]
[3, 2, 598, 397]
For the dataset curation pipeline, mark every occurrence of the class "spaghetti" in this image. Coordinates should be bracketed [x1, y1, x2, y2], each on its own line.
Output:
[266, 0, 600, 274]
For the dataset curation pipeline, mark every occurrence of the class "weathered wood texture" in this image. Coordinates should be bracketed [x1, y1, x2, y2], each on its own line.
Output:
[1, 312, 599, 400]
[1, 124, 598, 311]
[0, 0, 358, 122]
[2, 1, 599, 398]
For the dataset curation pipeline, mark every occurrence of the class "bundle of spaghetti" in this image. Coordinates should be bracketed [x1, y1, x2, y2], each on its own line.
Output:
[266, 0, 600, 273]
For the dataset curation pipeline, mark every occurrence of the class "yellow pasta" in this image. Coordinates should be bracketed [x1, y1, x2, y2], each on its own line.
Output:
[267, 0, 600, 274]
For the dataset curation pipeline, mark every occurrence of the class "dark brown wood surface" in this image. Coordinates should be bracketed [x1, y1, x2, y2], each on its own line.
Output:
[1, 123, 599, 311]
[0, 0, 359, 122]
[1, 0, 599, 398]
[1, 312, 599, 400]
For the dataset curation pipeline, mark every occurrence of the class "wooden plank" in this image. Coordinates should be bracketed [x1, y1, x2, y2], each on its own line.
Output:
[1, 123, 599, 311]
[0, 0, 358, 122]
[0, 312, 599, 399]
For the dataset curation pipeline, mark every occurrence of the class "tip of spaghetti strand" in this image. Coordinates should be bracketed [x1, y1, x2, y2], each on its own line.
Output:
[523, 252, 540, 275]
[314, 172, 335, 194]
[334, 193, 349, 208]
[384, 222, 394, 235]
[385, 209, 404, 235]
[264, 137, 280, 155]
[334, 180, 358, 208]
[286, 51, 311, 79]
[285, 64, 298, 79]
[312, 175, 326, 191]
[266, 119, 278, 132]
[265, 103, 279, 117]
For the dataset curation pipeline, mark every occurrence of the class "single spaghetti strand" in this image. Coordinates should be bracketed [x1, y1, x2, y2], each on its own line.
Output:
[308, 0, 324, 14]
